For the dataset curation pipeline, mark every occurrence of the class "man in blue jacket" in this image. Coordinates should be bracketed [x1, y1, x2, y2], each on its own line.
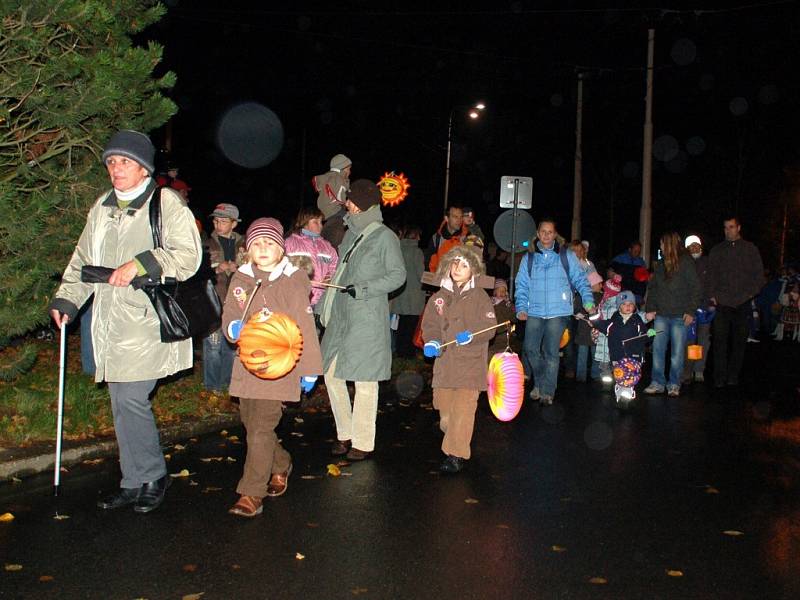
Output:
[514, 219, 595, 405]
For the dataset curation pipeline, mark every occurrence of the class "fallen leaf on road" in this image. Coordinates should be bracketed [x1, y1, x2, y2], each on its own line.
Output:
[225, 457, 237, 463]
[0, 512, 14, 522]
[705, 487, 720, 494]
[59, 467, 68, 473]
[53, 514, 70, 520]
[295, 552, 305, 560]
[723, 530, 744, 536]
[10, 477, 21, 484]
[307, 523, 319, 528]
[589, 577, 607, 584]
[227, 435, 240, 442]
[200, 457, 223, 462]
[301, 475, 319, 480]
[82, 458, 104, 465]
[164, 454, 171, 460]
[182, 594, 204, 600]
[551, 545, 567, 553]
[202, 487, 222, 493]
[340, 472, 353, 477]
[182, 564, 198, 572]
[231, 564, 241, 570]
[170, 469, 192, 478]
[189, 480, 199, 486]
[39, 575, 54, 582]
[290, 432, 304, 437]
[220, 430, 228, 436]
[174, 444, 186, 451]
[464, 498, 479, 504]
[667, 570, 684, 577]
[190, 437, 198, 443]
[327, 464, 341, 477]
[294, 417, 304, 423]
[4, 564, 23, 571]
[351, 588, 368, 595]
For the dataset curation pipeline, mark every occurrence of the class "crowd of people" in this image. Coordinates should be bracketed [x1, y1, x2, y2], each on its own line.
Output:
[49, 129, 792, 519]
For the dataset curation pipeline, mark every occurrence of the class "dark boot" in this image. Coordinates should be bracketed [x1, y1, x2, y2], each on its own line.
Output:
[97, 487, 140, 510]
[331, 439, 351, 456]
[133, 475, 171, 514]
[439, 455, 466, 474]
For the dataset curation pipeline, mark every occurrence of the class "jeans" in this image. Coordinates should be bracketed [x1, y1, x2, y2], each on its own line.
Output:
[712, 303, 750, 385]
[522, 316, 569, 397]
[651, 316, 688, 388]
[203, 329, 236, 392]
[576, 344, 593, 381]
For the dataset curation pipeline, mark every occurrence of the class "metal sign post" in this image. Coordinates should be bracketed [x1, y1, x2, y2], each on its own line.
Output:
[498, 176, 533, 301]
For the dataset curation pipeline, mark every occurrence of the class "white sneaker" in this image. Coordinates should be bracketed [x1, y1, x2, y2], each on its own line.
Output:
[694, 373, 705, 383]
[747, 337, 760, 343]
[529, 387, 541, 401]
[667, 385, 680, 397]
[644, 383, 664, 395]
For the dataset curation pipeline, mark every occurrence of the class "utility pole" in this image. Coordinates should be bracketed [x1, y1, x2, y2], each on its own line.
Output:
[639, 28, 655, 266]
[571, 73, 584, 241]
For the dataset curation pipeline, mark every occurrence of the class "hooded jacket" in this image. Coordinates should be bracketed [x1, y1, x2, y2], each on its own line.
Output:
[320, 205, 406, 381]
[50, 185, 201, 382]
[514, 240, 593, 319]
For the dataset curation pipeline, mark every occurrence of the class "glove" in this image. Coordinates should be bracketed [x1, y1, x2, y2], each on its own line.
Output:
[423, 340, 442, 358]
[340, 284, 356, 298]
[227, 319, 243, 341]
[300, 376, 318, 394]
[455, 331, 473, 346]
[647, 329, 657, 338]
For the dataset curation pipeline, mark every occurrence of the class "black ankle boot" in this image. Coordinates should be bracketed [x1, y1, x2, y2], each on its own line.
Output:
[133, 475, 171, 514]
[97, 487, 140, 510]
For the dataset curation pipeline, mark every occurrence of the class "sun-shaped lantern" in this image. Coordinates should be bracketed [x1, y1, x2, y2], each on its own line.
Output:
[378, 171, 410, 207]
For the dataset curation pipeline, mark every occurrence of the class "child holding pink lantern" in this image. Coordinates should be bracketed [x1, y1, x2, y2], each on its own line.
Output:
[421, 245, 497, 473]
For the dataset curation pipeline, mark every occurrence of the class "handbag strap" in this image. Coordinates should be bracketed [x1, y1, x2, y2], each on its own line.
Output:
[148, 187, 164, 250]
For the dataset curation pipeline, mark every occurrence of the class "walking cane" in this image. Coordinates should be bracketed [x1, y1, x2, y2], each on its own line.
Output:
[54, 320, 67, 499]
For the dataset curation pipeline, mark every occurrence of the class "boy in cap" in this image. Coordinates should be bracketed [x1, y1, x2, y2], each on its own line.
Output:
[203, 203, 246, 394]
[313, 154, 352, 248]
[580, 291, 656, 405]
[461, 206, 485, 242]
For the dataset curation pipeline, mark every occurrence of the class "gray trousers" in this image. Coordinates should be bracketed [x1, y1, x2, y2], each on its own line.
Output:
[108, 380, 164, 489]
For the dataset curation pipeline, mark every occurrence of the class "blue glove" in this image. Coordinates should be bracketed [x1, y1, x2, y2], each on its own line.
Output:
[455, 331, 473, 346]
[227, 319, 243, 341]
[300, 376, 318, 394]
[423, 340, 442, 358]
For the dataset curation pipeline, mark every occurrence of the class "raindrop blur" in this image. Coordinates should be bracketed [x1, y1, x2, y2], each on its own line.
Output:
[686, 136, 706, 156]
[699, 74, 715, 91]
[653, 135, 679, 162]
[541, 404, 566, 425]
[584, 422, 613, 450]
[550, 93, 563, 107]
[757, 84, 779, 105]
[665, 151, 689, 174]
[297, 15, 311, 31]
[670, 38, 697, 66]
[729, 97, 749, 116]
[216, 102, 284, 169]
[395, 372, 424, 400]
[623, 161, 639, 179]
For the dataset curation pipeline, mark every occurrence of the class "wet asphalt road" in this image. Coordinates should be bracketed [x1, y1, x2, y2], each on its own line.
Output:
[1, 343, 799, 600]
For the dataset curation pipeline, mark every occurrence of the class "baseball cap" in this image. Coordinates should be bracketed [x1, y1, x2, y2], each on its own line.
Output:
[210, 203, 241, 222]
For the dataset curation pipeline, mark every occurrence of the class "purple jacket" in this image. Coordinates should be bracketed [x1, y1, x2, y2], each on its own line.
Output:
[285, 231, 338, 306]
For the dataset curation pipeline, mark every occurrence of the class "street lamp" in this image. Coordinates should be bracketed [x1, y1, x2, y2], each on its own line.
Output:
[443, 102, 486, 211]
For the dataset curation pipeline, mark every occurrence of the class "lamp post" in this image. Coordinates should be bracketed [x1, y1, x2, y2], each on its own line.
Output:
[443, 102, 485, 212]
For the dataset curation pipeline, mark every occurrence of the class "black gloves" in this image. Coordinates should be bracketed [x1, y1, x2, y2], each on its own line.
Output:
[340, 284, 357, 298]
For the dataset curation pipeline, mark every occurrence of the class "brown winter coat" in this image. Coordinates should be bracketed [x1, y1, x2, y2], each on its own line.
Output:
[421, 277, 497, 391]
[205, 230, 246, 302]
[222, 259, 322, 401]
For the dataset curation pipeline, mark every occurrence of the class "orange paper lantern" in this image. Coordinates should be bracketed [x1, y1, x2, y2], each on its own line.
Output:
[687, 344, 703, 360]
[238, 311, 303, 380]
[559, 327, 570, 349]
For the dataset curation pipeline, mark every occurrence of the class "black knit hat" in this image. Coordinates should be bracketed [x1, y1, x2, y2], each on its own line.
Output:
[348, 179, 381, 211]
[102, 130, 156, 174]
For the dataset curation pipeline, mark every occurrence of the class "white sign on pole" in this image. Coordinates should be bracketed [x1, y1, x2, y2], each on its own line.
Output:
[499, 176, 533, 209]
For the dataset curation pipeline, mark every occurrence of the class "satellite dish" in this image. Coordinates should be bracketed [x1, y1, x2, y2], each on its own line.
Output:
[493, 209, 536, 253]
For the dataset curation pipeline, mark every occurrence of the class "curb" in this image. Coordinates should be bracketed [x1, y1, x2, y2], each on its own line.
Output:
[0, 413, 241, 481]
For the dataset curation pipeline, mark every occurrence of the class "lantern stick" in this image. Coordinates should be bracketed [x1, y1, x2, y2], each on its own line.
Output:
[240, 279, 262, 319]
[622, 330, 662, 344]
[311, 281, 346, 290]
[439, 321, 513, 349]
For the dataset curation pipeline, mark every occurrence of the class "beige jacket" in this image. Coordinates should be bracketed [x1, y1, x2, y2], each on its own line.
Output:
[51, 184, 201, 382]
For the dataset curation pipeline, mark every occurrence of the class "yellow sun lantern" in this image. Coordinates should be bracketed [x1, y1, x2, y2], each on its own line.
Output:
[378, 171, 410, 207]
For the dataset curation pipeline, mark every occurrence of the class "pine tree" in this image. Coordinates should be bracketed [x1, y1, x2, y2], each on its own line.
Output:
[0, 0, 176, 378]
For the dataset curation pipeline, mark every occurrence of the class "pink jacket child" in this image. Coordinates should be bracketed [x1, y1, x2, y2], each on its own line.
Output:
[285, 231, 338, 307]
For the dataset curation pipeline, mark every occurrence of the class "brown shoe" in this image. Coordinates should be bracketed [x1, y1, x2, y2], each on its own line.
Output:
[346, 447, 371, 461]
[266, 464, 292, 497]
[331, 439, 351, 456]
[228, 495, 263, 518]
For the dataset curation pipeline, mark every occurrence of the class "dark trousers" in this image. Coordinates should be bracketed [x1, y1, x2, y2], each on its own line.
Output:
[712, 302, 750, 385]
[395, 314, 419, 357]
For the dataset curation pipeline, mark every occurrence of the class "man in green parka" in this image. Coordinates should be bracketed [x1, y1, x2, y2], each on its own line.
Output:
[320, 179, 406, 460]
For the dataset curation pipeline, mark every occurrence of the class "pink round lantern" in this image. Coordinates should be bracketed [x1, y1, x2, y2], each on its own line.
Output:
[487, 352, 525, 421]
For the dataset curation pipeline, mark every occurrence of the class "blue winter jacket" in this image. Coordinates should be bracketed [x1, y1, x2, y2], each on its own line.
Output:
[514, 241, 593, 318]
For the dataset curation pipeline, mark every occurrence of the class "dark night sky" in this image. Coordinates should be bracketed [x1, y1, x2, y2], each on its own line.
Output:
[144, 1, 800, 268]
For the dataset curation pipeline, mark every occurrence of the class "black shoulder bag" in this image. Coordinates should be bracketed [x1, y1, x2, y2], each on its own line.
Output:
[139, 188, 222, 342]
